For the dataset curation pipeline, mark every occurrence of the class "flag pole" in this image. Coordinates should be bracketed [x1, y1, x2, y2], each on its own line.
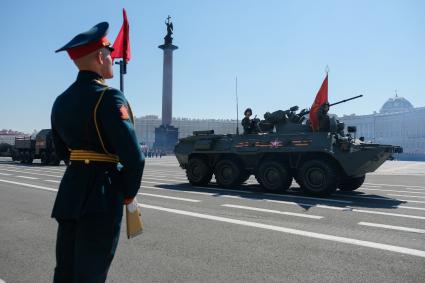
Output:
[114, 61, 124, 92]
[121, 10, 128, 93]
[114, 8, 129, 93]
[120, 61, 125, 92]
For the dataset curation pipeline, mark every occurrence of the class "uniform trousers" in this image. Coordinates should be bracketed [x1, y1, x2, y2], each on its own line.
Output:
[53, 213, 122, 283]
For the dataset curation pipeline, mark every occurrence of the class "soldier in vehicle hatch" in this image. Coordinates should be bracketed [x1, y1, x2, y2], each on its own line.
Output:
[242, 108, 259, 134]
[317, 102, 331, 132]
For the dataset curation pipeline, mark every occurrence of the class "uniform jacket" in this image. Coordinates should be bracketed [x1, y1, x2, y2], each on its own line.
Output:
[51, 71, 144, 219]
[317, 105, 330, 132]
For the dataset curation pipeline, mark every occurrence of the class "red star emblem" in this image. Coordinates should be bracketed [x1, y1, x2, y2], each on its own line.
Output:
[270, 139, 282, 148]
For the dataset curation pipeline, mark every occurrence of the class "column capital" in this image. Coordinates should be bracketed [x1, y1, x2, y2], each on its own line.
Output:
[158, 43, 178, 50]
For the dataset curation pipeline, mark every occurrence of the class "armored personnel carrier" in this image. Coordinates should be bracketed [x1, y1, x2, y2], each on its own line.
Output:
[174, 98, 402, 197]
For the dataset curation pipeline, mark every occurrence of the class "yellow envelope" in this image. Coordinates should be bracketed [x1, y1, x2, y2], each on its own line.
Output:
[126, 199, 143, 239]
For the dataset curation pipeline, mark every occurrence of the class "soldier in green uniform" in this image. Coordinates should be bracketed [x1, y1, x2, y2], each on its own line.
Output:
[241, 108, 259, 134]
[51, 22, 145, 283]
[317, 102, 331, 132]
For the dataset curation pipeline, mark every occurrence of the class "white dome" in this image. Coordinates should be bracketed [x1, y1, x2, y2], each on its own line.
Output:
[379, 96, 413, 113]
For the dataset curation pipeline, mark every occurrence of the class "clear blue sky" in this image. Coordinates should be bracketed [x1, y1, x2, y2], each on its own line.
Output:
[1, 0, 424, 133]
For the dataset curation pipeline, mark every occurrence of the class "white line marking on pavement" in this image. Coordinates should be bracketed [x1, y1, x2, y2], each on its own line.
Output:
[266, 199, 425, 219]
[387, 193, 425, 199]
[0, 179, 58, 192]
[145, 181, 350, 205]
[143, 180, 256, 196]
[401, 188, 425, 191]
[337, 194, 425, 204]
[194, 185, 255, 194]
[0, 164, 65, 173]
[16, 175, 38, 180]
[144, 180, 256, 196]
[143, 175, 187, 181]
[0, 168, 61, 178]
[0, 172, 11, 176]
[0, 179, 202, 204]
[45, 179, 61, 183]
[364, 182, 425, 189]
[352, 208, 425, 220]
[3, 177, 423, 221]
[138, 193, 201, 202]
[358, 222, 425, 234]
[397, 205, 425, 211]
[266, 199, 349, 210]
[222, 204, 323, 219]
[140, 204, 425, 258]
[142, 180, 185, 186]
[219, 195, 245, 199]
[141, 185, 215, 196]
[360, 188, 425, 195]
[264, 193, 352, 204]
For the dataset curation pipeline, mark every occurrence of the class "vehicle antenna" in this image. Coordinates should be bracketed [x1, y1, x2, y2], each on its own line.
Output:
[236, 76, 239, 135]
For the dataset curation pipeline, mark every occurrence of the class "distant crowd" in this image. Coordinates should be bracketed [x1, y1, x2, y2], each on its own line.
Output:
[142, 149, 165, 158]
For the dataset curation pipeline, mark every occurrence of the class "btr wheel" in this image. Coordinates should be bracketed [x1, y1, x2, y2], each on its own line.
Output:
[23, 152, 33, 164]
[186, 157, 212, 186]
[257, 161, 292, 193]
[298, 159, 339, 196]
[214, 159, 241, 187]
[339, 175, 365, 191]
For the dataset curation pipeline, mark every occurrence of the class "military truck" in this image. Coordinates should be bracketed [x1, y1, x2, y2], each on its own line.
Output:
[12, 129, 60, 165]
[174, 100, 402, 197]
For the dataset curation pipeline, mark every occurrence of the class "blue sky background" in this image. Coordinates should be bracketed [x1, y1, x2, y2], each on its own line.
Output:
[1, 0, 424, 133]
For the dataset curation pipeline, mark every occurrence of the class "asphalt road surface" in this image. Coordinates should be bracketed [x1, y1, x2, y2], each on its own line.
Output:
[0, 157, 424, 283]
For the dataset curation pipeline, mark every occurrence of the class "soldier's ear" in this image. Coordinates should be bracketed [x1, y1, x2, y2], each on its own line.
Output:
[96, 50, 104, 65]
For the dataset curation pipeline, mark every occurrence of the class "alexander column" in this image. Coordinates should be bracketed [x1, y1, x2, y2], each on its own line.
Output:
[154, 16, 179, 152]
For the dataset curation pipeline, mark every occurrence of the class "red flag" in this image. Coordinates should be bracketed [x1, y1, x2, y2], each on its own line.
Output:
[309, 74, 328, 131]
[111, 8, 131, 62]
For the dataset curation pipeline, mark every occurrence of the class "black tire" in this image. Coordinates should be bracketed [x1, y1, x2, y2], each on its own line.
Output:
[18, 152, 25, 164]
[339, 175, 365, 191]
[214, 159, 241, 187]
[23, 152, 32, 164]
[298, 159, 339, 196]
[186, 157, 212, 186]
[257, 161, 293, 193]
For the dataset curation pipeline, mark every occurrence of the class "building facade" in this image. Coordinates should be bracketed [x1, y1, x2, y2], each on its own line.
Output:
[135, 96, 425, 160]
[135, 115, 242, 147]
[339, 96, 425, 160]
[0, 130, 27, 145]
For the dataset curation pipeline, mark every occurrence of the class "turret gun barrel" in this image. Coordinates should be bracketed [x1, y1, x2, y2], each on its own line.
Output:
[329, 94, 363, 107]
[302, 95, 363, 115]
